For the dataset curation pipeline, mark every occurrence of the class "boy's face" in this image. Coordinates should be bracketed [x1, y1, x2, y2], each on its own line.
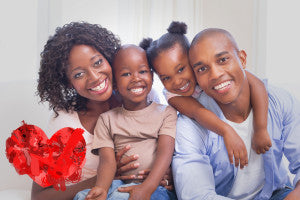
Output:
[113, 46, 153, 111]
[153, 43, 196, 96]
[189, 33, 247, 105]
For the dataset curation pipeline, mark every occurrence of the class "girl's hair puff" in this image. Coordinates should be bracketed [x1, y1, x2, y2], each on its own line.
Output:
[140, 21, 189, 72]
[37, 22, 121, 115]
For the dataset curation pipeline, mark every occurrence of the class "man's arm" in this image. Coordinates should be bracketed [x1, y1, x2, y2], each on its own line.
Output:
[172, 114, 233, 200]
[277, 86, 300, 188]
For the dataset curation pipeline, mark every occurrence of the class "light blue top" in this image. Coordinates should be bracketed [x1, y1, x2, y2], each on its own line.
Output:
[172, 81, 300, 200]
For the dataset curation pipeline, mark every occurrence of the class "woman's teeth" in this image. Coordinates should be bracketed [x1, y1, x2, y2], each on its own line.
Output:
[214, 81, 231, 90]
[90, 80, 106, 91]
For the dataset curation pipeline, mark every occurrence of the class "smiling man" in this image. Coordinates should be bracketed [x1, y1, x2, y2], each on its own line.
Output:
[172, 28, 300, 200]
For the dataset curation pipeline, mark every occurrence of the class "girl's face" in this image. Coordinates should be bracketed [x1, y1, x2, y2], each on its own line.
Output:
[153, 43, 196, 96]
[113, 46, 153, 111]
[67, 45, 113, 103]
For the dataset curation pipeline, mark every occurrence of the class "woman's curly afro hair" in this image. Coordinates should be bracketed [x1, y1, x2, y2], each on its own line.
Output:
[37, 22, 121, 114]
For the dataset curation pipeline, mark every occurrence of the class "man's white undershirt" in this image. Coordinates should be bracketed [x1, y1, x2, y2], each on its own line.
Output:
[227, 110, 265, 200]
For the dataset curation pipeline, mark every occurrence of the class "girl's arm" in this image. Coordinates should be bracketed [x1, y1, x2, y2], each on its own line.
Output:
[246, 71, 272, 154]
[85, 147, 116, 200]
[118, 135, 175, 199]
[168, 96, 248, 168]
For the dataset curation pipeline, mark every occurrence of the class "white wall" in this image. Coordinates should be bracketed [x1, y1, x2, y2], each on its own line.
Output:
[0, 0, 51, 191]
[1, 0, 299, 193]
[264, 0, 300, 100]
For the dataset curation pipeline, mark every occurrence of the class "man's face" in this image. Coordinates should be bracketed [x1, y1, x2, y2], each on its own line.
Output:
[189, 33, 247, 105]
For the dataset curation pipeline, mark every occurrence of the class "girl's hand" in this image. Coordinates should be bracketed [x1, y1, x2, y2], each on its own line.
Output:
[223, 127, 248, 169]
[138, 168, 174, 190]
[251, 128, 272, 154]
[85, 186, 106, 200]
[118, 184, 151, 200]
[115, 145, 140, 180]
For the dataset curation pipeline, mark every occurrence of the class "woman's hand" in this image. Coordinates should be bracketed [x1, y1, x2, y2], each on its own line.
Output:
[115, 145, 140, 180]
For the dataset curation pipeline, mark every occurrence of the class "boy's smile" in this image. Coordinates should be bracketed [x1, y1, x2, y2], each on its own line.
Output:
[113, 45, 153, 111]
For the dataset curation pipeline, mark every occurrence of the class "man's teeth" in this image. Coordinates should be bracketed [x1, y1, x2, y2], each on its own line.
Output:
[90, 80, 106, 91]
[214, 81, 231, 90]
[131, 88, 143, 94]
[179, 82, 189, 91]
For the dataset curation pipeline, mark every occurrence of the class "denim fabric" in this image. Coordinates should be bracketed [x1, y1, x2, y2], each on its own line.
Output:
[73, 180, 177, 200]
[269, 186, 293, 200]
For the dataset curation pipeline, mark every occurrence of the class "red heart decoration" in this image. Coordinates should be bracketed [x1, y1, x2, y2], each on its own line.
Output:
[6, 121, 86, 191]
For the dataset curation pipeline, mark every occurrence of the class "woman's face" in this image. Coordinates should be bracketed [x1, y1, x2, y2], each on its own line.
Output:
[67, 45, 113, 103]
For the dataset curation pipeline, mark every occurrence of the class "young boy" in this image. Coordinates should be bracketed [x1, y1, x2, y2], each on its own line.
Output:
[81, 44, 177, 200]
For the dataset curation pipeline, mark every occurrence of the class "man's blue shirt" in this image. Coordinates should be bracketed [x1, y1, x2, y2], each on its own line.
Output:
[172, 82, 300, 200]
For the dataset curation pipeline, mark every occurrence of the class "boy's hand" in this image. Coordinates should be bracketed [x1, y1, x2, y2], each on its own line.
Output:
[85, 186, 106, 200]
[252, 129, 272, 154]
[118, 184, 151, 200]
[223, 128, 248, 169]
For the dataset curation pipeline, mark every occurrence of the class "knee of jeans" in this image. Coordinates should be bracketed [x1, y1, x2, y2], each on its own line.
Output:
[73, 189, 90, 200]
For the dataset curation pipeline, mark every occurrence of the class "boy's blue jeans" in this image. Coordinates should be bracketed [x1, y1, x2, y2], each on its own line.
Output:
[73, 180, 177, 200]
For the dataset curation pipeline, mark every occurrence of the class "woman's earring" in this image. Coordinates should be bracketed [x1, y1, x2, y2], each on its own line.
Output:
[66, 87, 78, 106]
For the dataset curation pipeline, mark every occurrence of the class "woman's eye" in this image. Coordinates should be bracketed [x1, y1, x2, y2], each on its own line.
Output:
[74, 72, 84, 79]
[94, 59, 103, 67]
[178, 67, 185, 73]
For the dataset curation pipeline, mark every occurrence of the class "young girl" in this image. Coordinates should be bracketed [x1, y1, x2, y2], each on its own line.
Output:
[80, 44, 177, 200]
[140, 21, 272, 168]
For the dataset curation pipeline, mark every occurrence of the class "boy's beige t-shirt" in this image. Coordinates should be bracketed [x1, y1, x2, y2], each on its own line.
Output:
[92, 102, 177, 178]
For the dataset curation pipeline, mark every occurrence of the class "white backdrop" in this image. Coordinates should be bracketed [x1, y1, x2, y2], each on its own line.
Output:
[1, 0, 300, 193]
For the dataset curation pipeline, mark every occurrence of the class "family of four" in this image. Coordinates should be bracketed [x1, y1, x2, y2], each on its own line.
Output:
[31, 21, 300, 200]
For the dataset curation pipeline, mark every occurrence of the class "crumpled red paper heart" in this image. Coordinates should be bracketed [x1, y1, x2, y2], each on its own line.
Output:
[6, 121, 86, 191]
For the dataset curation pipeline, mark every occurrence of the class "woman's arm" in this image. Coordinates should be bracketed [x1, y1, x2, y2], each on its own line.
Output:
[31, 176, 96, 200]
[246, 71, 272, 154]
[168, 96, 248, 168]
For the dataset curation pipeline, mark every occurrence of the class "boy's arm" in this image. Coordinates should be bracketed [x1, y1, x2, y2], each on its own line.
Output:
[141, 135, 175, 192]
[118, 135, 175, 198]
[169, 96, 248, 168]
[246, 71, 272, 154]
[86, 147, 116, 200]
